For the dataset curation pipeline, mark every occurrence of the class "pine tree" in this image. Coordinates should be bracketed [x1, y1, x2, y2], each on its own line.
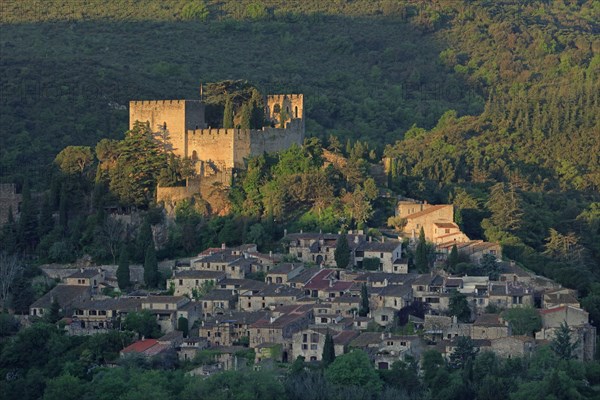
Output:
[334, 234, 350, 268]
[223, 97, 234, 128]
[144, 244, 159, 288]
[415, 227, 429, 273]
[322, 331, 336, 367]
[551, 322, 579, 360]
[46, 298, 62, 323]
[359, 283, 370, 317]
[449, 336, 478, 369]
[116, 245, 131, 290]
[250, 89, 265, 129]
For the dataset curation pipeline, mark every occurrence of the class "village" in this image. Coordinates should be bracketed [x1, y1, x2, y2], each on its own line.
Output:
[27, 197, 596, 375]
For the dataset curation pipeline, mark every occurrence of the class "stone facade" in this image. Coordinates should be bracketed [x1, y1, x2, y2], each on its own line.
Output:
[129, 93, 305, 211]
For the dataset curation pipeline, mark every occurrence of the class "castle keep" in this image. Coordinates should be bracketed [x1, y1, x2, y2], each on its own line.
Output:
[129, 93, 305, 212]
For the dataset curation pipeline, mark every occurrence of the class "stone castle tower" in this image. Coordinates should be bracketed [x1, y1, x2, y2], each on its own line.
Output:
[128, 90, 305, 212]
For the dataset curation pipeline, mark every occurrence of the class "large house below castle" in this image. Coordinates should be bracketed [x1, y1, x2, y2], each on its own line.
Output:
[128, 91, 305, 212]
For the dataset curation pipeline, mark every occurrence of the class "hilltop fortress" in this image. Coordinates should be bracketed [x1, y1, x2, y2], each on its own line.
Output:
[129, 92, 305, 213]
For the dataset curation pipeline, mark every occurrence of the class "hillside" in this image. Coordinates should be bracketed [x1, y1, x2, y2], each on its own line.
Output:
[1, 1, 485, 183]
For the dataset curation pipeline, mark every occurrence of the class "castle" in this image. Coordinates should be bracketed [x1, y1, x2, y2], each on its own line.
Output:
[129, 91, 305, 212]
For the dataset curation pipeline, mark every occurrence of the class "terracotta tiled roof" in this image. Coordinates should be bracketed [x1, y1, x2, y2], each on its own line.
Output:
[121, 339, 158, 354]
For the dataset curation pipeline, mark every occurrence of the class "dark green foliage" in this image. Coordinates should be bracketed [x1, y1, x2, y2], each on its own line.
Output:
[359, 282, 370, 317]
[334, 234, 350, 268]
[116, 245, 131, 290]
[325, 350, 383, 394]
[9, 275, 35, 314]
[123, 310, 161, 339]
[447, 244, 459, 272]
[0, 313, 19, 336]
[239, 102, 251, 129]
[182, 369, 285, 400]
[45, 298, 61, 323]
[136, 219, 153, 262]
[415, 227, 429, 273]
[449, 336, 478, 369]
[222, 97, 234, 128]
[551, 322, 578, 360]
[502, 307, 542, 336]
[322, 331, 335, 367]
[17, 182, 39, 252]
[448, 291, 471, 322]
[177, 316, 189, 338]
[144, 244, 159, 288]
[361, 257, 380, 271]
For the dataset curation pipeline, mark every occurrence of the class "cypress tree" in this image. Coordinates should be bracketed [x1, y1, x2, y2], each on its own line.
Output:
[239, 102, 252, 129]
[17, 181, 39, 251]
[178, 316, 189, 338]
[415, 227, 429, 273]
[250, 89, 265, 129]
[334, 234, 350, 268]
[322, 331, 336, 367]
[144, 244, 159, 288]
[1, 207, 18, 254]
[136, 219, 153, 262]
[38, 193, 54, 238]
[359, 283, 370, 317]
[117, 245, 131, 290]
[448, 244, 459, 272]
[223, 97, 234, 129]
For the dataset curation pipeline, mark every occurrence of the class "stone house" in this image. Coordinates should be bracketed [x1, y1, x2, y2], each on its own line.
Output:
[372, 307, 396, 328]
[488, 282, 534, 308]
[353, 240, 405, 273]
[200, 290, 237, 317]
[30, 284, 90, 317]
[247, 304, 314, 362]
[266, 263, 305, 284]
[176, 300, 202, 329]
[168, 270, 226, 296]
[239, 285, 304, 312]
[284, 231, 366, 266]
[542, 288, 580, 309]
[69, 297, 142, 333]
[199, 311, 266, 347]
[192, 253, 253, 279]
[64, 268, 106, 288]
[471, 313, 510, 340]
[142, 296, 190, 333]
[292, 327, 359, 362]
[216, 278, 269, 294]
[490, 336, 535, 358]
[330, 294, 361, 317]
[424, 315, 471, 341]
[411, 274, 450, 312]
[178, 337, 209, 361]
[370, 285, 413, 311]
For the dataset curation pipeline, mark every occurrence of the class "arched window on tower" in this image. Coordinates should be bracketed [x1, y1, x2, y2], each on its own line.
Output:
[273, 104, 281, 114]
[295, 106, 298, 118]
[192, 150, 198, 162]
[163, 122, 167, 130]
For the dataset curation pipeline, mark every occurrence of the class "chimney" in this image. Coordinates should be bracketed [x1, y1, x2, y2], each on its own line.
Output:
[300, 229, 303, 234]
[354, 236, 359, 244]
[381, 332, 385, 340]
[382, 236, 385, 243]
[348, 230, 352, 235]
[221, 243, 226, 250]
[284, 229, 288, 236]
[269, 251, 273, 258]
[80, 268, 84, 273]
[369, 236, 372, 243]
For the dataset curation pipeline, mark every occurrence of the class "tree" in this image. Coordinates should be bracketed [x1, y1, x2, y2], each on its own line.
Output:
[0, 252, 22, 309]
[135, 219, 153, 262]
[239, 102, 251, 129]
[359, 283, 370, 317]
[54, 146, 94, 176]
[10, 275, 35, 314]
[116, 245, 131, 290]
[334, 233, 351, 268]
[144, 244, 159, 288]
[502, 307, 542, 336]
[178, 316, 189, 338]
[486, 182, 523, 233]
[325, 350, 383, 393]
[447, 244, 459, 272]
[17, 181, 39, 252]
[123, 310, 161, 339]
[43, 373, 85, 400]
[449, 291, 471, 322]
[387, 215, 407, 234]
[551, 322, 579, 360]
[415, 227, 430, 273]
[480, 253, 499, 280]
[322, 331, 336, 367]
[102, 217, 124, 264]
[223, 96, 234, 128]
[46, 298, 62, 323]
[449, 336, 478, 369]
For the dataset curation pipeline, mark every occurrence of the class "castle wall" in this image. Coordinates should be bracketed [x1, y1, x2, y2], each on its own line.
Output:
[266, 94, 304, 128]
[186, 128, 236, 170]
[249, 121, 304, 158]
[129, 100, 204, 158]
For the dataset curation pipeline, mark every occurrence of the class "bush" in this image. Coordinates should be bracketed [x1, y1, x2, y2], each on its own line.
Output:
[181, 1, 209, 21]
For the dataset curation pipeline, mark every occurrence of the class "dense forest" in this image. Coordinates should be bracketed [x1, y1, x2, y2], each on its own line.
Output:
[1, 1, 600, 399]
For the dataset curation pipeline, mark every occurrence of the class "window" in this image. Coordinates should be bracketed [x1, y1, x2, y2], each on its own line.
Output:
[387, 341, 393, 345]
[90, 310, 97, 316]
[195, 280, 199, 285]
[179, 279, 183, 285]
[381, 315, 389, 322]
[247, 302, 251, 308]
[321, 317, 328, 323]
[165, 304, 169, 310]
[400, 341, 407, 346]
[302, 344, 308, 350]
[99, 310, 106, 316]
[310, 344, 318, 350]
[303, 334, 308, 342]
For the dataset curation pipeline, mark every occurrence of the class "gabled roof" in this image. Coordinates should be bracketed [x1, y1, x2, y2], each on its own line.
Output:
[172, 270, 226, 279]
[356, 241, 401, 253]
[121, 339, 158, 354]
[67, 268, 102, 279]
[30, 284, 90, 309]
[405, 205, 450, 219]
